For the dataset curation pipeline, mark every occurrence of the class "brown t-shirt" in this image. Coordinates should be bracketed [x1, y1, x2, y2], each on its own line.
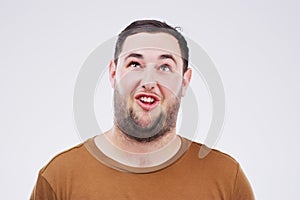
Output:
[31, 137, 255, 200]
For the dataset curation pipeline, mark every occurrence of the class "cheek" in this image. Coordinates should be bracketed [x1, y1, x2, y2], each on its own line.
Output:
[115, 71, 141, 96]
[157, 74, 183, 97]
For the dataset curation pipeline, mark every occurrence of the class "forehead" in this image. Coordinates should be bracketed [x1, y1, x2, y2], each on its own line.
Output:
[120, 32, 181, 58]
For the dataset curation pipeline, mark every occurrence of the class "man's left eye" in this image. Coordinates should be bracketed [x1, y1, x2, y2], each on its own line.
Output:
[159, 65, 171, 72]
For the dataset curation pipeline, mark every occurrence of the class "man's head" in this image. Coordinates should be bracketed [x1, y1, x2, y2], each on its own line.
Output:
[114, 19, 189, 73]
[109, 19, 192, 142]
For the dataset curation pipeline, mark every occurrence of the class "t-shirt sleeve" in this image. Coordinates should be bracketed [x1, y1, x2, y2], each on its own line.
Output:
[232, 164, 255, 200]
[30, 173, 57, 200]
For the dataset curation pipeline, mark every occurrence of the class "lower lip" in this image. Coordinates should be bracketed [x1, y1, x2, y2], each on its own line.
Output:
[136, 99, 159, 111]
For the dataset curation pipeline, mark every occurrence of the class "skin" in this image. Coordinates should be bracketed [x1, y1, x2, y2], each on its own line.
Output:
[96, 32, 192, 167]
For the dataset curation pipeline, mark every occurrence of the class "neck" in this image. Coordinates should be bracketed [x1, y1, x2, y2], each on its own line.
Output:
[96, 126, 182, 167]
[104, 125, 177, 154]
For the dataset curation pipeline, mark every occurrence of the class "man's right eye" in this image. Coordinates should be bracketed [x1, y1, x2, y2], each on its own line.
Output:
[128, 62, 141, 68]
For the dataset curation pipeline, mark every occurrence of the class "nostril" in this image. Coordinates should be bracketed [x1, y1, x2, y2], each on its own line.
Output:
[142, 83, 155, 90]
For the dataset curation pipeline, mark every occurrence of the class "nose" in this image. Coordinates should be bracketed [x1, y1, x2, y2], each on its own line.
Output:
[142, 82, 156, 90]
[140, 68, 157, 91]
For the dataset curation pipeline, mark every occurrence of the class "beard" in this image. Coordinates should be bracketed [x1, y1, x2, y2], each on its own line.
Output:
[113, 88, 181, 143]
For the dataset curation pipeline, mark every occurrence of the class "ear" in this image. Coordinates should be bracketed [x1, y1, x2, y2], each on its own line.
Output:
[181, 68, 192, 97]
[109, 60, 116, 88]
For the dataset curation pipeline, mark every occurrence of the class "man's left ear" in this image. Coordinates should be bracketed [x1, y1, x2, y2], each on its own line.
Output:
[181, 68, 192, 97]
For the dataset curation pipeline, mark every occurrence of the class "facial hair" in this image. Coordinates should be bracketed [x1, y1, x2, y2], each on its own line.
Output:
[113, 88, 181, 143]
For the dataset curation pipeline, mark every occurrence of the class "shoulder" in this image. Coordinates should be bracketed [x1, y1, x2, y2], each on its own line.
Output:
[39, 142, 90, 177]
[182, 139, 255, 199]
[187, 140, 239, 165]
[181, 139, 241, 179]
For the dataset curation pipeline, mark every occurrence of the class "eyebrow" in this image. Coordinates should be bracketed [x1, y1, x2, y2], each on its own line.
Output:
[125, 53, 143, 60]
[125, 53, 177, 64]
[159, 54, 177, 64]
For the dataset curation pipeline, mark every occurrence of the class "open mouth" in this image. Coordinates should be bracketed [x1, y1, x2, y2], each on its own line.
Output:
[139, 96, 155, 104]
[135, 93, 160, 111]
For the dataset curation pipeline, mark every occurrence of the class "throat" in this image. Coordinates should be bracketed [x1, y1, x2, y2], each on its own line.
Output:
[94, 130, 182, 168]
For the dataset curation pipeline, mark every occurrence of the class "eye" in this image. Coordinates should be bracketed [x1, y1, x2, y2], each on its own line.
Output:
[128, 61, 141, 68]
[159, 64, 171, 72]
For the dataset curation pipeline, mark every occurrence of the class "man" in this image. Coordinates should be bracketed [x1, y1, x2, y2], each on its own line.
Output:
[31, 19, 255, 199]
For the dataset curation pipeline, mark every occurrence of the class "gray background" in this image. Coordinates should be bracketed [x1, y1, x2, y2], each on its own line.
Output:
[1, 0, 299, 199]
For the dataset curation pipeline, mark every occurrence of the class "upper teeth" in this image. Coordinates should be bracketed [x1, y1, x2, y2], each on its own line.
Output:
[140, 96, 154, 103]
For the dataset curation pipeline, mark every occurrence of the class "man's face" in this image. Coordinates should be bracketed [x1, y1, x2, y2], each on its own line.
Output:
[109, 32, 191, 142]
